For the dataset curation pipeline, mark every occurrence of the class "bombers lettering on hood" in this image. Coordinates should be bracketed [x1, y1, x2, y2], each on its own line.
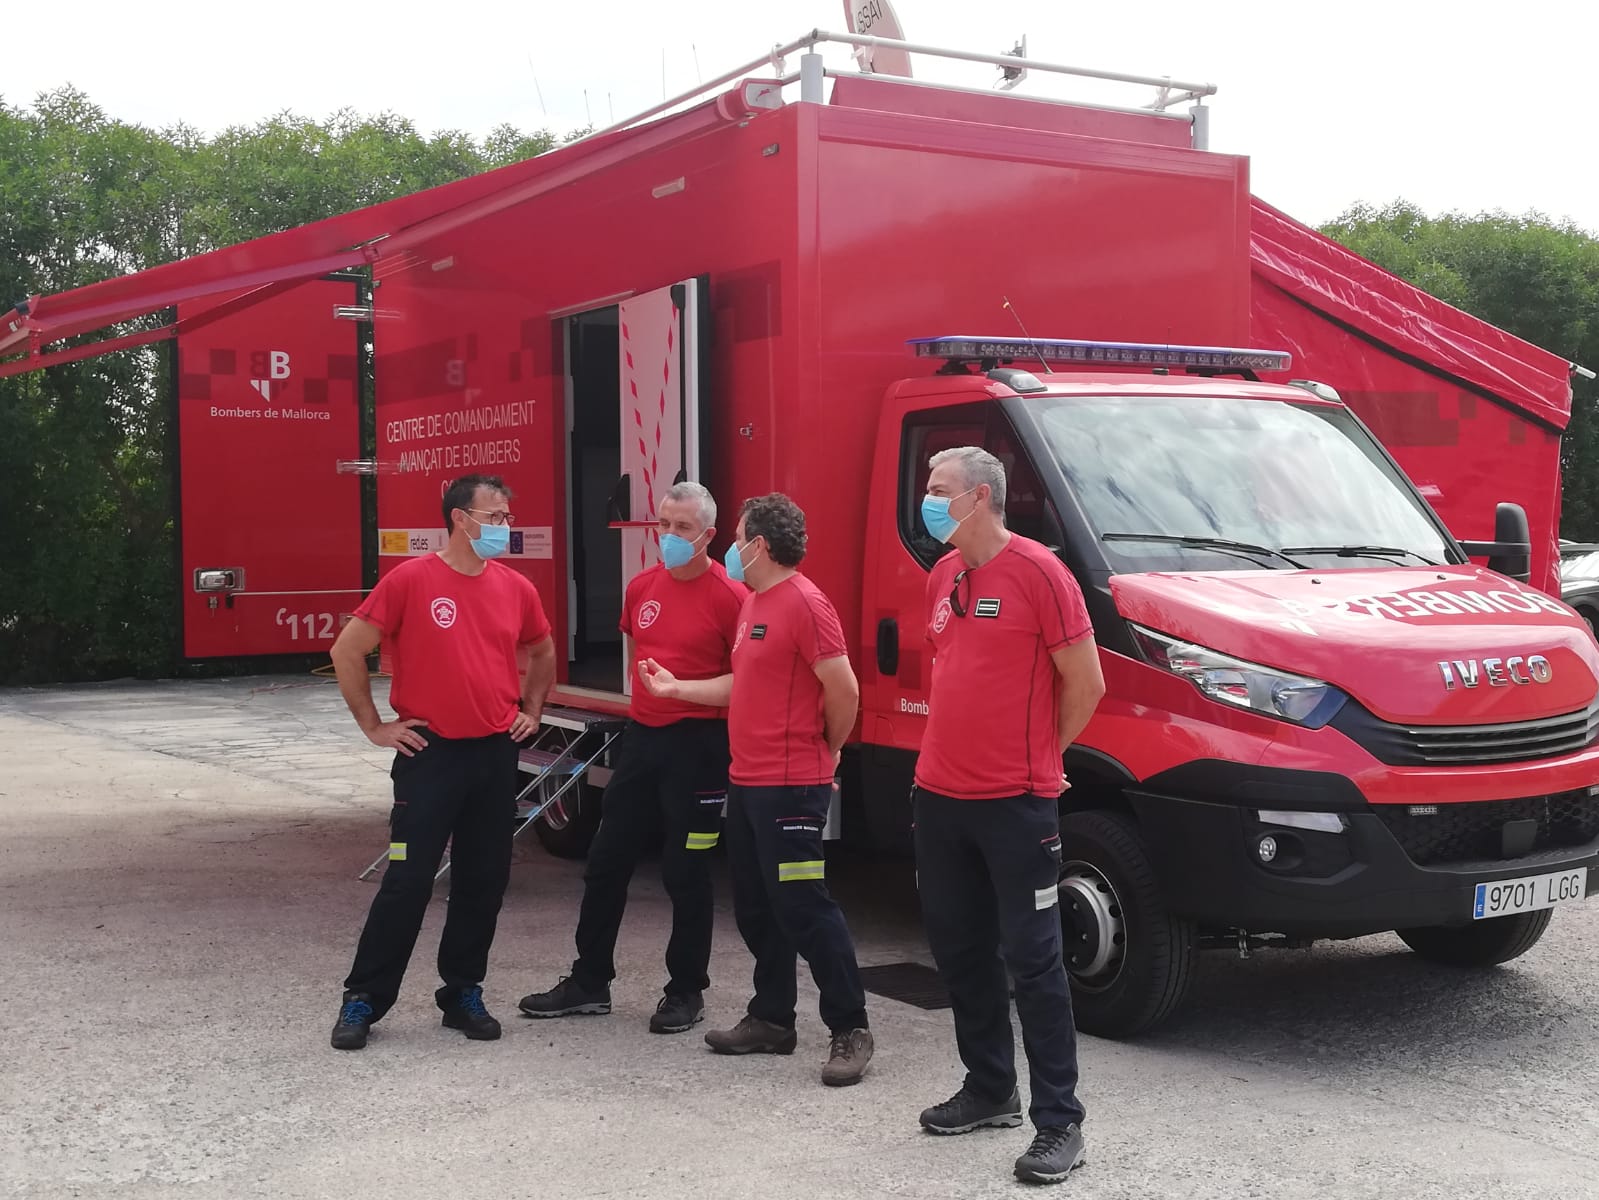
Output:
[1280, 586, 1571, 623]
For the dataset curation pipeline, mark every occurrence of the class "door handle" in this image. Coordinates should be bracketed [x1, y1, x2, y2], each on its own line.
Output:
[606, 473, 632, 524]
[876, 617, 900, 677]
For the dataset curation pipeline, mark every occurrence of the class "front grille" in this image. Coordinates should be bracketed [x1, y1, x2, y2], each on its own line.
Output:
[1333, 696, 1599, 766]
[1374, 791, 1599, 866]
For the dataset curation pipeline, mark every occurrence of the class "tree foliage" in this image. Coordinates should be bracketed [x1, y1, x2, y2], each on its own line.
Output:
[1321, 200, 1599, 540]
[0, 89, 561, 683]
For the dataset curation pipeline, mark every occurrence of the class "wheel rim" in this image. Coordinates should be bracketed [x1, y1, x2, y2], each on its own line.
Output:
[540, 790, 577, 831]
[1059, 859, 1126, 992]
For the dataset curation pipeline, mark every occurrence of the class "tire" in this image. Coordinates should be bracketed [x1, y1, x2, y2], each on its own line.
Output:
[1057, 810, 1195, 1038]
[1576, 604, 1597, 640]
[531, 777, 604, 859]
[1397, 909, 1553, 966]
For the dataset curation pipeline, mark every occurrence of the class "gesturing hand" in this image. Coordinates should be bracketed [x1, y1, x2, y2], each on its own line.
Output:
[638, 658, 680, 699]
[365, 718, 429, 757]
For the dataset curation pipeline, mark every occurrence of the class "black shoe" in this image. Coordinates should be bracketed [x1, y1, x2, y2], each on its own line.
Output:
[649, 991, 705, 1034]
[518, 975, 612, 1018]
[1014, 1124, 1087, 1184]
[331, 992, 373, 1050]
[919, 1086, 1024, 1134]
[437, 984, 501, 1040]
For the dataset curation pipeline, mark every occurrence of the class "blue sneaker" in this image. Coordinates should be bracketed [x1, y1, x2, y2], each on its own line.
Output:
[331, 992, 374, 1050]
[437, 984, 501, 1040]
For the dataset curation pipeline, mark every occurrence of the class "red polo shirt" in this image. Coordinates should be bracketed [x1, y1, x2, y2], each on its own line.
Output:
[355, 553, 551, 739]
[915, 535, 1093, 800]
[728, 574, 849, 787]
[621, 561, 747, 726]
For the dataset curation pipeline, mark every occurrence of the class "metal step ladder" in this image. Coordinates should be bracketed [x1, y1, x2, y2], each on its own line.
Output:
[357, 704, 626, 883]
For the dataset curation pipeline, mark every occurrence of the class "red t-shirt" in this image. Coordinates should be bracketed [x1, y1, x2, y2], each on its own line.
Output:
[355, 554, 551, 739]
[914, 535, 1094, 800]
[621, 561, 747, 726]
[728, 574, 849, 787]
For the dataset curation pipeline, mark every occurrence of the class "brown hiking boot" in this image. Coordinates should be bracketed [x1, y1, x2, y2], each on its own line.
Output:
[821, 1027, 874, 1086]
[703, 1014, 798, 1055]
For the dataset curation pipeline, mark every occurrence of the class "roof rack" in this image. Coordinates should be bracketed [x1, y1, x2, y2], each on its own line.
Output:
[575, 30, 1218, 150]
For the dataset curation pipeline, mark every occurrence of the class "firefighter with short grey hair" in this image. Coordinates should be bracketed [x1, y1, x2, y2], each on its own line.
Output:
[518, 481, 746, 1034]
[912, 446, 1107, 1185]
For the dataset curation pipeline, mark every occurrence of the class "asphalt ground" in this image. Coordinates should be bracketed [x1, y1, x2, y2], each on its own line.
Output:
[3, 676, 1598, 1199]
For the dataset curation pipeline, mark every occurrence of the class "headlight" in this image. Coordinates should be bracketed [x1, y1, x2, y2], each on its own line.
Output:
[1130, 625, 1346, 727]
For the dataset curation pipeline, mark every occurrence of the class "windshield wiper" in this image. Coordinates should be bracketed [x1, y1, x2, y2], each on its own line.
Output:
[1102, 533, 1309, 570]
[1279, 544, 1440, 566]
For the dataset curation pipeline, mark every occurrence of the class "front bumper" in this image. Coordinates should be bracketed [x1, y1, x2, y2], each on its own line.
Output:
[1127, 760, 1599, 938]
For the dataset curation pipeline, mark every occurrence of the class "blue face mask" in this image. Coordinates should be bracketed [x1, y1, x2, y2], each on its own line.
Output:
[724, 539, 754, 583]
[470, 522, 511, 560]
[660, 531, 705, 570]
[921, 487, 978, 543]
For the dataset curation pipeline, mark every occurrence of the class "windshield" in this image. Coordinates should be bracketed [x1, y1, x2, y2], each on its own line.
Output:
[1035, 393, 1456, 573]
[1561, 549, 1599, 583]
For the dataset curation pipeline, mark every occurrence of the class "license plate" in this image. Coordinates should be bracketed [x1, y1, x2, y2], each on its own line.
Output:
[1472, 868, 1588, 920]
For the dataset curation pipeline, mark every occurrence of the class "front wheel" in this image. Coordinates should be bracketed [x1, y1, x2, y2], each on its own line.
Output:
[1057, 810, 1195, 1037]
[1397, 910, 1553, 966]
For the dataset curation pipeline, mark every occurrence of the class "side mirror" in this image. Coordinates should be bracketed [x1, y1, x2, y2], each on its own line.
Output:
[1460, 502, 1531, 582]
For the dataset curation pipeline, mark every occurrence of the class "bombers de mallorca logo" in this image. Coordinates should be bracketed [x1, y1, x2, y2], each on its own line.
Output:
[932, 597, 953, 635]
[248, 350, 292, 402]
[430, 597, 458, 629]
[637, 600, 662, 630]
[733, 620, 748, 651]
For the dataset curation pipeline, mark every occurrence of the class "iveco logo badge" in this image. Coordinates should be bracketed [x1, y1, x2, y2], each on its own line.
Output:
[1439, 655, 1553, 690]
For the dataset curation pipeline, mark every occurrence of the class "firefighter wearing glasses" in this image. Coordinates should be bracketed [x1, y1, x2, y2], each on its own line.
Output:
[911, 447, 1107, 1186]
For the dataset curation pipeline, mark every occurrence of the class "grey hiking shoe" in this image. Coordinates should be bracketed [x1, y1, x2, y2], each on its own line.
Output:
[919, 1085, 1024, 1134]
[821, 1028, 874, 1086]
[1014, 1124, 1087, 1184]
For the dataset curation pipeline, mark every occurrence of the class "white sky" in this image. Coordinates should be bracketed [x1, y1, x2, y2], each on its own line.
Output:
[4, 0, 1595, 234]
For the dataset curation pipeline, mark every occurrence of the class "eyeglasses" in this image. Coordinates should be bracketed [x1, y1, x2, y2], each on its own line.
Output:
[949, 569, 971, 618]
[465, 508, 515, 526]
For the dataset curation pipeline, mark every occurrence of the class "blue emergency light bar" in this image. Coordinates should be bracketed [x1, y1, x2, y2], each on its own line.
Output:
[908, 336, 1292, 373]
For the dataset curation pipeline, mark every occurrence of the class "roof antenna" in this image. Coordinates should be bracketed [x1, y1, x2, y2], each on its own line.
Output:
[1002, 296, 1050, 374]
[527, 57, 548, 118]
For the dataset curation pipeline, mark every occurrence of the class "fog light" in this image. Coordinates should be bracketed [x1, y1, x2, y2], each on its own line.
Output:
[1257, 835, 1279, 864]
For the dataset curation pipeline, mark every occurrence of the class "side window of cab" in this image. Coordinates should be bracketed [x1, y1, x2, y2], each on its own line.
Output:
[898, 404, 1059, 569]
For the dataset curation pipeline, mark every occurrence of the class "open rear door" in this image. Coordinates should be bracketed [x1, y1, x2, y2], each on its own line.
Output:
[614, 277, 709, 694]
[176, 277, 365, 657]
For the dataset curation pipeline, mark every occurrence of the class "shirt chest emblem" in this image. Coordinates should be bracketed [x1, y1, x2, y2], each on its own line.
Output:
[932, 597, 953, 634]
[637, 599, 662, 630]
[973, 597, 1002, 619]
[430, 597, 457, 629]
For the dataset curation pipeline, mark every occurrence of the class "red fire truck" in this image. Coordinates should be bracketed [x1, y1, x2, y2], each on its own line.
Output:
[3, 34, 1592, 1033]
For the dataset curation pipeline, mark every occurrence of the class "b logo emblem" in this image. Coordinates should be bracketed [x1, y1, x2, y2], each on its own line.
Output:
[430, 597, 457, 629]
[638, 600, 661, 630]
[932, 598, 953, 634]
[733, 621, 748, 651]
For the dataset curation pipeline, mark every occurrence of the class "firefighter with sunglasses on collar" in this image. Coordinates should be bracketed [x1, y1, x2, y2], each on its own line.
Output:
[911, 446, 1106, 1186]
